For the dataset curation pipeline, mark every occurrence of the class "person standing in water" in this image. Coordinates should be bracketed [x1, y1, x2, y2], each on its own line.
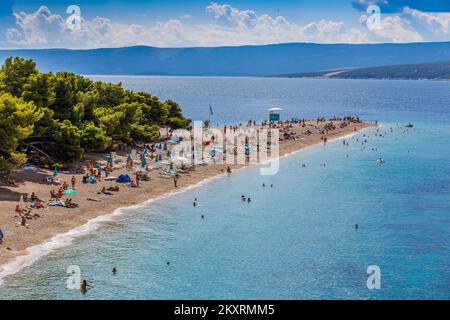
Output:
[80, 280, 92, 293]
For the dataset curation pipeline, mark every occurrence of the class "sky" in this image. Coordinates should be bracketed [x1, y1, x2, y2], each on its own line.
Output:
[0, 0, 449, 49]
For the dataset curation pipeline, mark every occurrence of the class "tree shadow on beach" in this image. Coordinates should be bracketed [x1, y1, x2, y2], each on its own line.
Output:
[1, 168, 57, 187]
[0, 186, 28, 202]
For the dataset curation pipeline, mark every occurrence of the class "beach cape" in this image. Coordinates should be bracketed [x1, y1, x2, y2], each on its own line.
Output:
[116, 174, 132, 183]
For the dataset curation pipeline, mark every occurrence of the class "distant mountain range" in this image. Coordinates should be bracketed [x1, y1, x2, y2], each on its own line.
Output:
[1, 42, 450, 76]
[275, 60, 450, 80]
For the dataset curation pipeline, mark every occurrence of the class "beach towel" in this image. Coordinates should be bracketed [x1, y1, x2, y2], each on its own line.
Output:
[49, 201, 65, 207]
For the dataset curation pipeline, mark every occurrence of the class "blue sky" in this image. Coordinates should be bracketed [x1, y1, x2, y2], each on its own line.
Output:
[1, 0, 450, 49]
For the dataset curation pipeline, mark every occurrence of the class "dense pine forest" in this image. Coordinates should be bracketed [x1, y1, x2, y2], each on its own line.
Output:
[0, 57, 191, 170]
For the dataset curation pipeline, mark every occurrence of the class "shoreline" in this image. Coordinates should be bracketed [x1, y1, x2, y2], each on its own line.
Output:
[0, 121, 376, 285]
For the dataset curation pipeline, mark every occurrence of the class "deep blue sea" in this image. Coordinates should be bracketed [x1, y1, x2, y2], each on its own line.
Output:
[0, 77, 449, 299]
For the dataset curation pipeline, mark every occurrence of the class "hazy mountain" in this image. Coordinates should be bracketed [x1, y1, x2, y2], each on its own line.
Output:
[275, 60, 450, 80]
[1, 42, 450, 76]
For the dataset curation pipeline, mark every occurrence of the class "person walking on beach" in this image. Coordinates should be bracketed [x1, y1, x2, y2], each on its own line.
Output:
[173, 174, 179, 188]
[0, 228, 4, 244]
[71, 176, 76, 190]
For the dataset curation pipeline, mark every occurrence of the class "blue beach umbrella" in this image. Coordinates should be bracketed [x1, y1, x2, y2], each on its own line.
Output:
[53, 166, 58, 177]
[127, 153, 132, 161]
[164, 142, 167, 150]
[170, 162, 174, 170]
[166, 150, 171, 157]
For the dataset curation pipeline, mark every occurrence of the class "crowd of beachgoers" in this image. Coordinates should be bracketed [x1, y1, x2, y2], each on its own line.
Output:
[0, 117, 373, 279]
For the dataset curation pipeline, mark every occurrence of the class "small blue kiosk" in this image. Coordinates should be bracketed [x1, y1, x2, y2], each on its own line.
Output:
[268, 107, 283, 122]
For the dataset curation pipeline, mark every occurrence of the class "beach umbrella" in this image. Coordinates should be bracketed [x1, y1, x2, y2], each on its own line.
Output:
[105, 176, 117, 181]
[163, 142, 167, 150]
[141, 157, 147, 168]
[127, 153, 132, 161]
[155, 156, 159, 163]
[19, 194, 25, 207]
[170, 162, 174, 170]
[166, 150, 171, 157]
[53, 166, 58, 177]
[63, 189, 79, 195]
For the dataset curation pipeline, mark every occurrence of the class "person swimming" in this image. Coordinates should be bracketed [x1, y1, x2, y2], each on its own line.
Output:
[80, 280, 92, 293]
[112, 267, 117, 275]
[247, 198, 251, 203]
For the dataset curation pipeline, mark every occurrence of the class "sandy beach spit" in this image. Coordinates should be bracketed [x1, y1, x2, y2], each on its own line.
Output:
[0, 120, 375, 274]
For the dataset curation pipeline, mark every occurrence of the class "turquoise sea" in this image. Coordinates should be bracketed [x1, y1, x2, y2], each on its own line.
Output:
[0, 77, 449, 299]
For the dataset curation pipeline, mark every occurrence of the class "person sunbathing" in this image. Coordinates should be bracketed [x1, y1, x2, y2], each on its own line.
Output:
[31, 192, 41, 202]
[33, 199, 45, 209]
[50, 189, 58, 199]
[98, 187, 112, 195]
[64, 198, 79, 208]
[62, 181, 69, 190]
[6, 178, 18, 187]
[14, 205, 22, 216]
[24, 211, 40, 220]
[107, 186, 120, 192]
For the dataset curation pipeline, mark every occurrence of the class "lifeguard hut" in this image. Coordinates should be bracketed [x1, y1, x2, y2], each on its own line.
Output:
[268, 107, 283, 122]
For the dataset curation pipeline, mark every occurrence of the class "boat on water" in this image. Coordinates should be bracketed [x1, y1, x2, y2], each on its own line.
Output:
[405, 123, 414, 128]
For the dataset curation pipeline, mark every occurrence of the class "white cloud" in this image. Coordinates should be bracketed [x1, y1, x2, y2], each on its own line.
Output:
[1, 3, 448, 49]
[402, 7, 450, 37]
